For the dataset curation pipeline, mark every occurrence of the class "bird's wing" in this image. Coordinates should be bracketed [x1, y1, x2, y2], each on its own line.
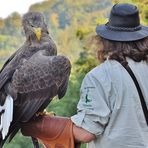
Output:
[0, 46, 24, 92]
[53, 56, 71, 99]
[0, 52, 16, 73]
[0, 42, 57, 92]
[0, 49, 21, 105]
[11, 50, 71, 122]
[0, 45, 24, 73]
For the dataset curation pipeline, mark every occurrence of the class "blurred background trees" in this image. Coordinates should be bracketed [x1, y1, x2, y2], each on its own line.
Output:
[0, 0, 147, 147]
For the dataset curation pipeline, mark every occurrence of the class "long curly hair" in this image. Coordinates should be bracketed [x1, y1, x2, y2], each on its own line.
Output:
[95, 36, 148, 65]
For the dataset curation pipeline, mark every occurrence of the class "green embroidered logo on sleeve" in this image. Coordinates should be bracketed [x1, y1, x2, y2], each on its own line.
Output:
[84, 87, 95, 103]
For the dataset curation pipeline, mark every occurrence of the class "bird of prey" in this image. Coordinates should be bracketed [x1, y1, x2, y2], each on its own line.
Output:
[0, 12, 71, 147]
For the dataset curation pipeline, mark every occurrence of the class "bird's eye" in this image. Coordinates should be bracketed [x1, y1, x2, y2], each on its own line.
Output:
[31, 24, 34, 27]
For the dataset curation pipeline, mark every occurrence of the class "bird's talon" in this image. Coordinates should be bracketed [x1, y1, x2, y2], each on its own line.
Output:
[36, 111, 55, 117]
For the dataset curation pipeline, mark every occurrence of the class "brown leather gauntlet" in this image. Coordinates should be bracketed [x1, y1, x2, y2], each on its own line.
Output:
[21, 115, 80, 148]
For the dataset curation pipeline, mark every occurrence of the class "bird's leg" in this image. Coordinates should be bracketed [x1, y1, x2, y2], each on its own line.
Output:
[31, 137, 40, 148]
[36, 109, 55, 117]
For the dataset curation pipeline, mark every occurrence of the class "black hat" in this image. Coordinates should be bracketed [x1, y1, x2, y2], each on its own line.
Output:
[96, 3, 148, 41]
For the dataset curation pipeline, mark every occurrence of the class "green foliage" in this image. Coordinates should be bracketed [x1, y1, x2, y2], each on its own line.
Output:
[75, 50, 98, 74]
[4, 133, 33, 148]
[47, 80, 80, 116]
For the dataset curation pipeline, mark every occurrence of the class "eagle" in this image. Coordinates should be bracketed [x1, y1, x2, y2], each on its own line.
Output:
[0, 12, 71, 147]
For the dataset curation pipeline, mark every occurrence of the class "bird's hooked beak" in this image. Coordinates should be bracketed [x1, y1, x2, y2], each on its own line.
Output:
[33, 27, 42, 41]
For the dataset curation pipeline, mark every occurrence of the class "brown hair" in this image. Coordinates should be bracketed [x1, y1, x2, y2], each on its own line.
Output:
[95, 36, 148, 65]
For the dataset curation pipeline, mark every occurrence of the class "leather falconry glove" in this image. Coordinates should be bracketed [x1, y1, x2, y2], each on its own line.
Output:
[21, 115, 81, 148]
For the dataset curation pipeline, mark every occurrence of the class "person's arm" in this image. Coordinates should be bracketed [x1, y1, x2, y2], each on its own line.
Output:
[21, 116, 96, 143]
[73, 124, 96, 143]
[71, 72, 111, 140]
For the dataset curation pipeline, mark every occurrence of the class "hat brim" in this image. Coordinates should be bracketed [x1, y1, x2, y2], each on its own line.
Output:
[96, 25, 148, 41]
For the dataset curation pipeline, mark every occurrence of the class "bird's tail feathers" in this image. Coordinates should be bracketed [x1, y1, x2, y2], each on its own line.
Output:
[0, 95, 13, 140]
[8, 124, 20, 143]
[0, 122, 20, 148]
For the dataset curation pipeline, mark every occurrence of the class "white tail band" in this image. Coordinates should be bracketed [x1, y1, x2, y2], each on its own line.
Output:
[0, 95, 13, 139]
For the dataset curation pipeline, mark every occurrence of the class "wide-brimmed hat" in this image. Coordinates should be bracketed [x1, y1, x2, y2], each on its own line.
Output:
[96, 3, 148, 41]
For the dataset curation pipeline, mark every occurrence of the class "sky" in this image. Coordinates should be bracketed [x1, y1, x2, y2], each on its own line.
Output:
[0, 0, 44, 18]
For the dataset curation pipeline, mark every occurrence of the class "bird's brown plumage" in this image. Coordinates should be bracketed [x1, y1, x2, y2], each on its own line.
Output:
[0, 12, 71, 147]
[11, 50, 71, 121]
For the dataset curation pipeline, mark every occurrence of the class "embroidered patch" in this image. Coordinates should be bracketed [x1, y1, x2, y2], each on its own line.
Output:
[84, 86, 95, 103]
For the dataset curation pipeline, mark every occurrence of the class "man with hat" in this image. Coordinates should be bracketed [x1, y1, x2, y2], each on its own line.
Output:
[21, 3, 148, 148]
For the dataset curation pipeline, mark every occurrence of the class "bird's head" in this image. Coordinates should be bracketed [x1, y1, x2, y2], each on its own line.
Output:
[22, 12, 49, 42]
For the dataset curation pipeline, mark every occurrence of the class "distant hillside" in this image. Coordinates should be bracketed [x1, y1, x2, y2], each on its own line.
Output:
[29, 0, 111, 29]
[0, 0, 112, 65]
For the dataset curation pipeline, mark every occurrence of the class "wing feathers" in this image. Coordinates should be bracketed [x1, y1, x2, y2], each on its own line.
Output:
[14, 97, 44, 122]
[11, 53, 71, 123]
[0, 50, 71, 146]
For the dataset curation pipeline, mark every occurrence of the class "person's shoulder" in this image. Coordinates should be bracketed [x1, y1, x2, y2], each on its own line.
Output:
[85, 60, 122, 84]
[88, 60, 119, 76]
